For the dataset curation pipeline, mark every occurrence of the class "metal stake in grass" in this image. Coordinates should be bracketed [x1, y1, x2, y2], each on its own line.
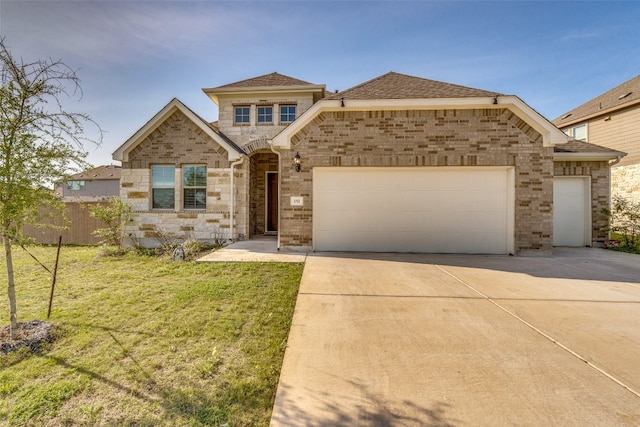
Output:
[47, 236, 63, 319]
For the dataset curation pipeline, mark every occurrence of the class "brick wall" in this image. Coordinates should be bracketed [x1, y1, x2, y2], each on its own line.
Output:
[120, 110, 249, 247]
[280, 108, 554, 255]
[554, 160, 610, 246]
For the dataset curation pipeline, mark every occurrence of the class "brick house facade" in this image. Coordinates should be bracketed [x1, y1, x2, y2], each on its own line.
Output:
[113, 72, 622, 255]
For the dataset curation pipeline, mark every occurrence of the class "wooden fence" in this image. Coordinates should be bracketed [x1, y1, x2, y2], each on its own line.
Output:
[22, 201, 109, 245]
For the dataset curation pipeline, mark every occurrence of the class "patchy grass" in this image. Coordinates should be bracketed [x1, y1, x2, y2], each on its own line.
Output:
[0, 246, 303, 426]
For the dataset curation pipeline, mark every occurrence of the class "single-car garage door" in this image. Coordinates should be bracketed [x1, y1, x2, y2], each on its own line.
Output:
[553, 177, 591, 247]
[313, 167, 514, 254]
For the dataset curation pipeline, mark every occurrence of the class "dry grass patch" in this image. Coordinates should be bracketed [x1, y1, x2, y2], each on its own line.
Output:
[0, 246, 303, 426]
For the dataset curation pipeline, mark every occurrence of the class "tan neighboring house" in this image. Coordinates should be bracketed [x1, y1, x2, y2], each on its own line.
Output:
[553, 75, 637, 203]
[55, 164, 121, 201]
[113, 72, 622, 255]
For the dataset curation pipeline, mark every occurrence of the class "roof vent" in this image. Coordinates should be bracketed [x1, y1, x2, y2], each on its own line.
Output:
[618, 92, 632, 100]
[561, 113, 572, 120]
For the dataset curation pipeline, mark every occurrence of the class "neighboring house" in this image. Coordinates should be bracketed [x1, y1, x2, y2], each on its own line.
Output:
[55, 164, 121, 201]
[553, 74, 638, 204]
[113, 72, 622, 255]
[24, 165, 121, 245]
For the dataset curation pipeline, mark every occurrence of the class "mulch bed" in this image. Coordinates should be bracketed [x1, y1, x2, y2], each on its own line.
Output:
[0, 319, 55, 354]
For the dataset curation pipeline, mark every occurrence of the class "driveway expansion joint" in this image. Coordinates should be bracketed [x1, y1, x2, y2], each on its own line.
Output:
[433, 262, 640, 400]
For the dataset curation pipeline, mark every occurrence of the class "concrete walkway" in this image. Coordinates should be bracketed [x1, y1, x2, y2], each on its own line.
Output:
[271, 248, 640, 426]
[196, 237, 307, 263]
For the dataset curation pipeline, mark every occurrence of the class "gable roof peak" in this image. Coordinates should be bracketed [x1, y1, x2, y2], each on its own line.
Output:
[213, 72, 317, 89]
[328, 71, 502, 100]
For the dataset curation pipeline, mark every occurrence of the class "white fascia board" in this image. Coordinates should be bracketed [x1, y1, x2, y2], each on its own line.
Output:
[553, 152, 623, 162]
[271, 96, 568, 149]
[501, 96, 568, 146]
[203, 84, 326, 105]
[112, 99, 243, 162]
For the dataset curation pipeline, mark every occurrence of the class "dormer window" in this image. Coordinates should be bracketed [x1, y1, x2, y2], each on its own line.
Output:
[257, 106, 273, 124]
[234, 106, 250, 125]
[280, 105, 296, 123]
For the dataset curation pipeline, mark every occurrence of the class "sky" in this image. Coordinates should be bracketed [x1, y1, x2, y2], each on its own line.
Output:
[1, 0, 639, 167]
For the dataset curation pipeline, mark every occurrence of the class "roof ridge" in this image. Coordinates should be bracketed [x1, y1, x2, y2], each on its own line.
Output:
[553, 74, 640, 124]
[329, 71, 501, 100]
[214, 72, 316, 89]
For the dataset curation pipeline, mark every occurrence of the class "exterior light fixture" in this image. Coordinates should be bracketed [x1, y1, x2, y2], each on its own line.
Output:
[294, 152, 301, 172]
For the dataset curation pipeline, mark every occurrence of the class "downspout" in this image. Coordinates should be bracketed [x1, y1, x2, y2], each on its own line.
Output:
[609, 155, 623, 167]
[269, 143, 281, 250]
[229, 157, 245, 242]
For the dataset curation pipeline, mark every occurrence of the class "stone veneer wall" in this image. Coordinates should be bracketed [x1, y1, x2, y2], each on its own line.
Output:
[611, 163, 640, 204]
[279, 108, 554, 255]
[120, 110, 248, 247]
[554, 160, 610, 246]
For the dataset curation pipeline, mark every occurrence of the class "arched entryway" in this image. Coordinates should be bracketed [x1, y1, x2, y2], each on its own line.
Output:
[249, 150, 279, 238]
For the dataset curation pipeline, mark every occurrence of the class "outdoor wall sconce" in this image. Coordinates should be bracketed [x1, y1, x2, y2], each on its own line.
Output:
[294, 152, 301, 172]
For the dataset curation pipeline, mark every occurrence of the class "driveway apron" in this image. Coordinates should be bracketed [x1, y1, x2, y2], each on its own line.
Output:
[270, 248, 640, 426]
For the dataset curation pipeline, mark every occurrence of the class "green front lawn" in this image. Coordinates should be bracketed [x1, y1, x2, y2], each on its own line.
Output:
[0, 246, 303, 426]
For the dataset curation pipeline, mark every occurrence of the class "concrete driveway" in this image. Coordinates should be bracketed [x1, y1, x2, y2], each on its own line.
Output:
[270, 248, 640, 426]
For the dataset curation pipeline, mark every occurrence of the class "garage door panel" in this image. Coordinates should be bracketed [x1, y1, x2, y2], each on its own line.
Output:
[313, 167, 512, 254]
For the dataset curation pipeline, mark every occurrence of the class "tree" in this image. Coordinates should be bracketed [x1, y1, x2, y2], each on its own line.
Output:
[89, 197, 131, 250]
[603, 195, 640, 251]
[0, 38, 100, 339]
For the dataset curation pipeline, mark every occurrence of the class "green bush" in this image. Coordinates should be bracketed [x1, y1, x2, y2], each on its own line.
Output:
[603, 195, 640, 253]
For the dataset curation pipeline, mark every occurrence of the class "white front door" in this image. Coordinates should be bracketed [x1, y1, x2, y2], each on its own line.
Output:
[553, 177, 591, 247]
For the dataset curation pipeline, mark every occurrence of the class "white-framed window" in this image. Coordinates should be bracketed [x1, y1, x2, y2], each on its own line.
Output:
[572, 124, 587, 141]
[257, 105, 273, 124]
[183, 165, 207, 210]
[152, 165, 175, 209]
[67, 180, 85, 191]
[234, 106, 250, 125]
[280, 105, 296, 123]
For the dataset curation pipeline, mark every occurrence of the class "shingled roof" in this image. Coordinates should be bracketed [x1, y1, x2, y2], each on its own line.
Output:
[327, 72, 502, 100]
[553, 74, 640, 127]
[69, 165, 121, 180]
[212, 72, 316, 89]
[553, 139, 625, 158]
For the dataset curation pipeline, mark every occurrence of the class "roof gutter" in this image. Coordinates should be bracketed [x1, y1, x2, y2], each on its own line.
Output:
[609, 154, 625, 166]
[553, 152, 625, 162]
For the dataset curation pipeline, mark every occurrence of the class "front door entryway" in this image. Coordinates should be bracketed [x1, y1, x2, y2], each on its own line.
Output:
[267, 172, 278, 232]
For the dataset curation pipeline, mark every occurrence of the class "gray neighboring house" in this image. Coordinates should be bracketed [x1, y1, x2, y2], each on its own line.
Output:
[113, 72, 623, 255]
[553, 74, 639, 204]
[55, 164, 121, 201]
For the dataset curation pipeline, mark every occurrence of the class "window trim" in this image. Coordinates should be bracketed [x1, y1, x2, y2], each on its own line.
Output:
[67, 180, 85, 191]
[572, 124, 587, 141]
[234, 105, 250, 126]
[151, 165, 176, 210]
[280, 104, 296, 124]
[182, 164, 207, 210]
[257, 105, 273, 125]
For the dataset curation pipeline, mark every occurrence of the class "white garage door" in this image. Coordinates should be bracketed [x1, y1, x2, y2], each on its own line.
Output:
[313, 167, 514, 254]
[553, 177, 591, 247]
